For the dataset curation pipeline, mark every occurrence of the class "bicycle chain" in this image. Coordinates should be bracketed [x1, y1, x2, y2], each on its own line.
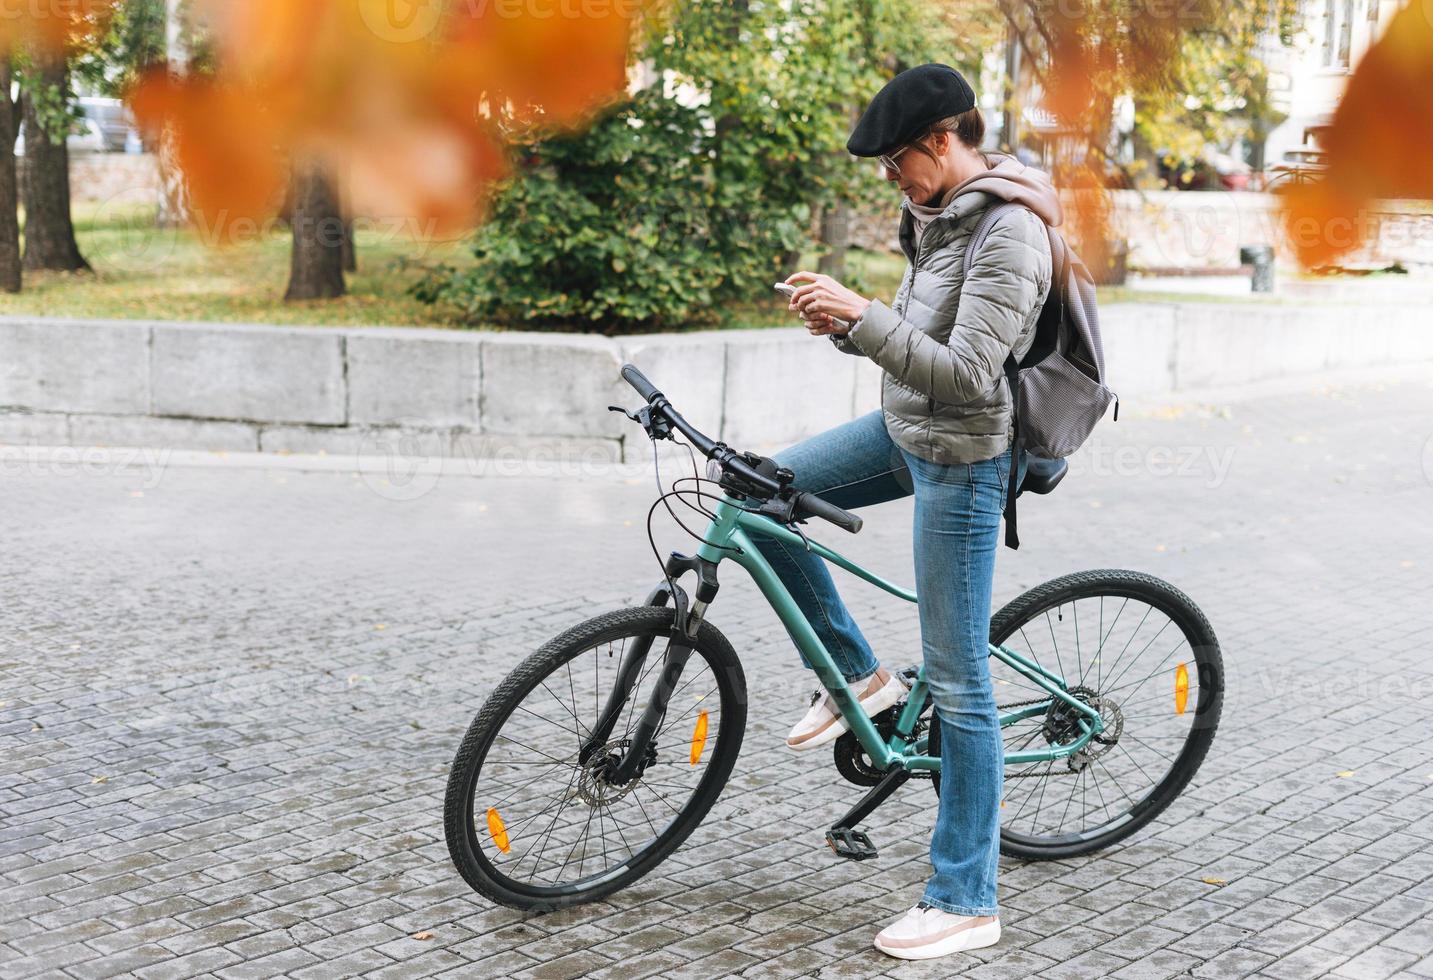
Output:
[837, 688, 1121, 783]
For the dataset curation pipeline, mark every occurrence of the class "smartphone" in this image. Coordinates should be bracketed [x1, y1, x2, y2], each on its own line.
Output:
[777, 282, 851, 330]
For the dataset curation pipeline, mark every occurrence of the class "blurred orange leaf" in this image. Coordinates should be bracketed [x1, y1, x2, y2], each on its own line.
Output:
[1280, 2, 1433, 267]
[128, 0, 649, 240]
[0, 0, 116, 53]
[129, 75, 288, 242]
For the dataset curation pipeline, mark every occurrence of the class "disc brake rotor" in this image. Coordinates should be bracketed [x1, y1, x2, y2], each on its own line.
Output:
[575, 739, 655, 806]
[1040, 686, 1124, 773]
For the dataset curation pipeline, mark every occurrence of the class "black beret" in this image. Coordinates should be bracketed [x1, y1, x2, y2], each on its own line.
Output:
[847, 63, 977, 158]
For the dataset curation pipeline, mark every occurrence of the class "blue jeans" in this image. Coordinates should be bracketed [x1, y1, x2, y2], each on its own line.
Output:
[750, 409, 1026, 916]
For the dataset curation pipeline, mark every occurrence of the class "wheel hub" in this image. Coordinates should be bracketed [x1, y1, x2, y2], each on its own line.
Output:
[576, 739, 654, 806]
[1042, 686, 1124, 772]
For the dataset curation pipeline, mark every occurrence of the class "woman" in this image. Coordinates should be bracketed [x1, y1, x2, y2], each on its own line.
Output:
[756, 63, 1061, 960]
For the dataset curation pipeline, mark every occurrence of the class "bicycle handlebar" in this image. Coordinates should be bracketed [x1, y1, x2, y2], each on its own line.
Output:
[620, 364, 663, 404]
[620, 363, 862, 534]
[793, 491, 863, 534]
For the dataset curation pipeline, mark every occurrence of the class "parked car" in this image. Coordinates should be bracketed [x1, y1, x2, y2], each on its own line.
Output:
[15, 116, 108, 156]
[78, 97, 137, 153]
[15, 97, 138, 156]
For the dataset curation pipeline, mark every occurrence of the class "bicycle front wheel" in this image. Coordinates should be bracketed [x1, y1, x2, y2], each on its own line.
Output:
[985, 570, 1224, 860]
[444, 606, 746, 910]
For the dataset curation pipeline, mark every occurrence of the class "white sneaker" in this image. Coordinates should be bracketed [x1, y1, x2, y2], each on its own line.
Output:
[873, 904, 1001, 959]
[785, 667, 907, 752]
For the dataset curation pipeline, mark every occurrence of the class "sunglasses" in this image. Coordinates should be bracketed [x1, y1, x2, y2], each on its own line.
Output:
[878, 144, 914, 177]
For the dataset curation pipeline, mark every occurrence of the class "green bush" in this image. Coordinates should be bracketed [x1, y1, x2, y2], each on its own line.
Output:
[413, 92, 803, 329]
[414, 0, 953, 333]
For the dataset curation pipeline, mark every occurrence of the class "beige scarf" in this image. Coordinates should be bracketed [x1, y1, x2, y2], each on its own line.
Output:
[906, 151, 996, 241]
[907, 185, 960, 242]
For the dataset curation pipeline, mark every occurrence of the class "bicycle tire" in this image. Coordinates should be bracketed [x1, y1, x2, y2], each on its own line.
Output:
[930, 569, 1223, 860]
[444, 606, 747, 910]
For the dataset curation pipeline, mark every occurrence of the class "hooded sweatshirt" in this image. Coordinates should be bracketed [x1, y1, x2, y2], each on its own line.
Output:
[831, 150, 1060, 465]
[906, 151, 1063, 241]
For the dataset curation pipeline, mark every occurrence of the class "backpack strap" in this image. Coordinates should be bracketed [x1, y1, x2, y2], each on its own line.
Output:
[966, 201, 1033, 551]
[1002, 353, 1021, 550]
[963, 201, 1027, 279]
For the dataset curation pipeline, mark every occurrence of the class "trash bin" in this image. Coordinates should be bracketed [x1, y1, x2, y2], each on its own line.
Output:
[1239, 245, 1275, 293]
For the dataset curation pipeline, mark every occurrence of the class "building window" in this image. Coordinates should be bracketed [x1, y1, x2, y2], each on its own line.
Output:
[1322, 0, 1354, 68]
[1337, 0, 1354, 66]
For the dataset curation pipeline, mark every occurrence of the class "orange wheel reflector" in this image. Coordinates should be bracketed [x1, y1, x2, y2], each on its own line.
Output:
[1174, 663, 1189, 715]
[690, 710, 709, 765]
[486, 807, 511, 853]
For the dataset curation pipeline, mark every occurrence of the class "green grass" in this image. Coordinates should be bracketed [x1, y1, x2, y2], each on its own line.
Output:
[0, 202, 1254, 330]
[0, 203, 479, 327]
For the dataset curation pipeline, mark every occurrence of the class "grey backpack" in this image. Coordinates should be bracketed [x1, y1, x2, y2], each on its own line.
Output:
[965, 201, 1119, 549]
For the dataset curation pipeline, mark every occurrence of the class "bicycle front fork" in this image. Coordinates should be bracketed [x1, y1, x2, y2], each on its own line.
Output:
[581, 551, 721, 785]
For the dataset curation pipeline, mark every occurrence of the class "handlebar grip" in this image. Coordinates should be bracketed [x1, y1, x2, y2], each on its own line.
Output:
[796, 492, 863, 534]
[621, 364, 663, 403]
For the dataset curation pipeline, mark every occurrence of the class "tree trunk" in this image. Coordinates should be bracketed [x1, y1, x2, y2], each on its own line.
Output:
[156, 0, 191, 227]
[20, 57, 89, 273]
[0, 57, 22, 293]
[285, 163, 346, 301]
[817, 200, 850, 280]
[156, 131, 191, 228]
[341, 218, 356, 273]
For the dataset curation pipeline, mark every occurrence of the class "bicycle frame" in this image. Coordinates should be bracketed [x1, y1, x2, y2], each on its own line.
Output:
[693, 494, 1107, 773]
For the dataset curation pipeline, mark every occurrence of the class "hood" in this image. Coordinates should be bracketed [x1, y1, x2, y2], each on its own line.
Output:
[925, 152, 1064, 228]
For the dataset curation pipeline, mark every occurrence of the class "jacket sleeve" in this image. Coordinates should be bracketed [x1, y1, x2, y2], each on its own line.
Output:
[828, 332, 868, 357]
[843, 207, 1051, 404]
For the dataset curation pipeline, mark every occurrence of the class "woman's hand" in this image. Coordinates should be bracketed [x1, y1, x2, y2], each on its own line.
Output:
[785, 272, 872, 337]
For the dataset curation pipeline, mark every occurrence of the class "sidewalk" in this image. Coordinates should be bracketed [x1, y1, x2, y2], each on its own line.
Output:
[1, 367, 1430, 979]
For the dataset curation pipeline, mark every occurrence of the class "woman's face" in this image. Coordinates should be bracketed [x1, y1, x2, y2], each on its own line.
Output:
[881, 131, 950, 206]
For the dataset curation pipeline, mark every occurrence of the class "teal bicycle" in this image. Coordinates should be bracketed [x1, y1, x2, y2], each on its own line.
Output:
[445, 366, 1224, 911]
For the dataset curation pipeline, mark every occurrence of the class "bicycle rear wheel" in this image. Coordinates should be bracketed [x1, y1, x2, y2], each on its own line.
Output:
[932, 570, 1223, 859]
[444, 606, 746, 910]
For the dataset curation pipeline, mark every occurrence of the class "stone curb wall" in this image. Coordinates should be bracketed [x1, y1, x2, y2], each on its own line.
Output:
[2, 304, 1430, 461]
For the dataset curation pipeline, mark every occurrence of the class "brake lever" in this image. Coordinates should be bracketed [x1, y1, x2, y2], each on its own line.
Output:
[754, 491, 814, 552]
[608, 404, 673, 441]
[789, 517, 813, 553]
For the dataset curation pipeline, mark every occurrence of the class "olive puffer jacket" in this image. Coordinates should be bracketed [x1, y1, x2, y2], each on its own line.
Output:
[833, 152, 1061, 465]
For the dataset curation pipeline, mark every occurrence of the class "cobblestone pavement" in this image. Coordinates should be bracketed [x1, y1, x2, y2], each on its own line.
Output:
[3, 365, 1432, 980]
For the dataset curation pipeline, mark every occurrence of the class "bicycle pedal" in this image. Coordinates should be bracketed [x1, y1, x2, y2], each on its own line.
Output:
[825, 827, 878, 861]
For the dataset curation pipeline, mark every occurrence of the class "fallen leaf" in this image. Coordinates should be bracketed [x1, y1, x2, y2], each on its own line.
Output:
[91, 776, 109, 784]
[1336, 770, 1356, 778]
[412, 931, 435, 941]
[1200, 877, 1226, 885]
